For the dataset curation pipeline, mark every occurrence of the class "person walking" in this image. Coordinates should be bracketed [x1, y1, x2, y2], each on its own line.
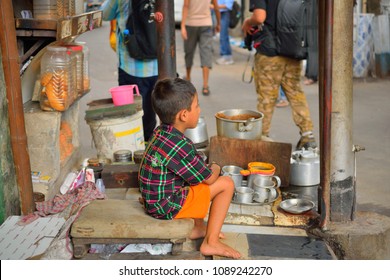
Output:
[101, 0, 158, 142]
[276, 87, 289, 108]
[214, 0, 235, 65]
[303, 0, 319, 86]
[242, 0, 317, 149]
[181, 0, 220, 96]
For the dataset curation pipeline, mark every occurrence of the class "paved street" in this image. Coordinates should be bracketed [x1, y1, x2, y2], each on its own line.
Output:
[77, 21, 390, 218]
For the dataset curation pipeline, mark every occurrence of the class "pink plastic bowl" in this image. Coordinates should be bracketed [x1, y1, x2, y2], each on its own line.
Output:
[109, 85, 140, 106]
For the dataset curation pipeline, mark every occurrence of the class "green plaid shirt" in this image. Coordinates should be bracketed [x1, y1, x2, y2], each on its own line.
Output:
[139, 124, 212, 219]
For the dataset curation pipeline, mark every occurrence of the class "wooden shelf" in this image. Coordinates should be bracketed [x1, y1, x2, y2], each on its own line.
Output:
[15, 10, 103, 41]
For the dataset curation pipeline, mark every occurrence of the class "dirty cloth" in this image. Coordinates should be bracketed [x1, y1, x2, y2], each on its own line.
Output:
[18, 181, 105, 225]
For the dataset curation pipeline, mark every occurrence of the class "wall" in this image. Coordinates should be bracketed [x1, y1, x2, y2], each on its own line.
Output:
[0, 47, 21, 224]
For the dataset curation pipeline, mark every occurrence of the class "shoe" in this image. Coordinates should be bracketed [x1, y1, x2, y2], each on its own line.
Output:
[276, 99, 289, 108]
[296, 132, 317, 150]
[303, 78, 316, 85]
[202, 87, 210, 96]
[261, 135, 274, 142]
[216, 57, 234, 65]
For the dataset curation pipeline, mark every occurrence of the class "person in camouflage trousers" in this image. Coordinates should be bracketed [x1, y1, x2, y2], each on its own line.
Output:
[243, 0, 317, 150]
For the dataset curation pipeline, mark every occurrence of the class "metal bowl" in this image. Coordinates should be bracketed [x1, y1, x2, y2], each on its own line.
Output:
[279, 198, 315, 214]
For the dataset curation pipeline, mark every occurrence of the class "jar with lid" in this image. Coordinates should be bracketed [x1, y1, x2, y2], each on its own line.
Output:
[114, 150, 133, 162]
[65, 45, 84, 97]
[40, 46, 75, 111]
[75, 41, 90, 94]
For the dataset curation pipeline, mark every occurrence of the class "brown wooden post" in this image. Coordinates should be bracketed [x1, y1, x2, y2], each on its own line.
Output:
[0, 0, 35, 215]
[318, 0, 334, 229]
[155, 0, 176, 79]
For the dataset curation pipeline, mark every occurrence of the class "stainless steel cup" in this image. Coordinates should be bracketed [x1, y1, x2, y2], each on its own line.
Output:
[222, 165, 243, 188]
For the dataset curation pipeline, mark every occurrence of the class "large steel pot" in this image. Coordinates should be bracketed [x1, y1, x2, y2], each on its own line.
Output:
[215, 109, 263, 140]
[290, 149, 320, 186]
[184, 116, 209, 148]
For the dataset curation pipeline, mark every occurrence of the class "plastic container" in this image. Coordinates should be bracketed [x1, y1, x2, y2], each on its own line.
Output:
[86, 110, 145, 160]
[96, 178, 106, 193]
[40, 46, 75, 111]
[65, 45, 84, 97]
[74, 41, 90, 93]
[109, 85, 140, 106]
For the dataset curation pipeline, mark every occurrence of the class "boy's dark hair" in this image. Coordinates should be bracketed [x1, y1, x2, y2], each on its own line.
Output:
[152, 78, 197, 125]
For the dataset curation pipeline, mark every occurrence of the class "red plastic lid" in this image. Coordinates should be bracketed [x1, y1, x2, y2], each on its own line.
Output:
[67, 45, 83, 51]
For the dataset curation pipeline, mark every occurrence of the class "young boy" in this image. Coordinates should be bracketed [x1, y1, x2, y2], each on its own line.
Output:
[138, 78, 241, 259]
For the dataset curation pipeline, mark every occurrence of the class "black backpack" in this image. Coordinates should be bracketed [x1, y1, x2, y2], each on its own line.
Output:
[275, 0, 312, 60]
[124, 0, 157, 60]
[229, 1, 241, 29]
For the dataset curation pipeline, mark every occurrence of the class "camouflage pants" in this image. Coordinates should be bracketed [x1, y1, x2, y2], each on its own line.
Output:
[253, 54, 314, 136]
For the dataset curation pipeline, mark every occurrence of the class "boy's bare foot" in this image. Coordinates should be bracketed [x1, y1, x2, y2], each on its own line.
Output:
[200, 239, 241, 259]
[189, 223, 225, 240]
[189, 223, 207, 239]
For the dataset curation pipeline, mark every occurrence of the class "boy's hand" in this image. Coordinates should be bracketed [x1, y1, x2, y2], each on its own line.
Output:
[209, 161, 221, 175]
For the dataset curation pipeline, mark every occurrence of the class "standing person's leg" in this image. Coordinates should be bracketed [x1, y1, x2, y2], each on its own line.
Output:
[253, 54, 284, 138]
[200, 176, 241, 259]
[184, 26, 198, 82]
[281, 58, 317, 149]
[118, 68, 157, 142]
[199, 26, 213, 95]
[216, 12, 233, 65]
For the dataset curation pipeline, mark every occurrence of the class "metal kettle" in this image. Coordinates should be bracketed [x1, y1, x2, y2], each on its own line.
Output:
[290, 148, 320, 186]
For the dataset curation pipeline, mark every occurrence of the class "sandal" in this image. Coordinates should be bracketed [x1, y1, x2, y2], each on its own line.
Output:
[276, 99, 289, 108]
[202, 87, 210, 96]
[303, 78, 316, 85]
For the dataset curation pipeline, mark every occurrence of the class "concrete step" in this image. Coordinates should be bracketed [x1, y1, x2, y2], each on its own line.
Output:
[215, 225, 337, 260]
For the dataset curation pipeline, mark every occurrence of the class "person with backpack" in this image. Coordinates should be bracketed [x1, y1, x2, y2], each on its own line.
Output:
[214, 0, 235, 65]
[242, 0, 317, 150]
[101, 0, 158, 142]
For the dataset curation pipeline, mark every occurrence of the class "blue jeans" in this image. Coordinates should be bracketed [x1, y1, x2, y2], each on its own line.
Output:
[220, 11, 232, 56]
[279, 87, 287, 100]
[118, 68, 158, 142]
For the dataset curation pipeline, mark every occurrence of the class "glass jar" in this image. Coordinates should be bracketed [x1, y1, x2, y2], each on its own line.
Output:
[75, 41, 90, 93]
[40, 46, 75, 111]
[65, 45, 84, 97]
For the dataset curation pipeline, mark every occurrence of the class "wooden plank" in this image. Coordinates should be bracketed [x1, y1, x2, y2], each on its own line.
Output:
[79, 251, 205, 260]
[15, 18, 57, 30]
[208, 136, 292, 187]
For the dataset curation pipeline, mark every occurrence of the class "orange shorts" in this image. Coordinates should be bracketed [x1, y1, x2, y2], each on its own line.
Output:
[174, 183, 210, 219]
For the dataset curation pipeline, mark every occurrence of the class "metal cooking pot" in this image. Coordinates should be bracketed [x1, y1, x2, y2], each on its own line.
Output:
[290, 149, 320, 186]
[215, 109, 263, 140]
[184, 116, 209, 148]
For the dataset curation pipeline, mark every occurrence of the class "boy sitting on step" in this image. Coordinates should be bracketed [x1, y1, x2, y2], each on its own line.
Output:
[138, 78, 241, 259]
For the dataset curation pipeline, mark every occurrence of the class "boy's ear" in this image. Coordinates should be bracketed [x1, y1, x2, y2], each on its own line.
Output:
[177, 109, 188, 122]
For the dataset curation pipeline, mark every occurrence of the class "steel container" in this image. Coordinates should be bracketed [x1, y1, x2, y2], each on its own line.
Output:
[215, 109, 263, 140]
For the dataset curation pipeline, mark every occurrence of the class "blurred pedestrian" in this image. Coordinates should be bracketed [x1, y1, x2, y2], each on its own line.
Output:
[101, 0, 158, 142]
[276, 87, 289, 108]
[181, 0, 220, 96]
[214, 0, 235, 65]
[303, 0, 318, 86]
[242, 0, 317, 149]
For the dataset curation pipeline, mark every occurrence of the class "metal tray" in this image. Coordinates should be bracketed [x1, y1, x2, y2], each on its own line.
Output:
[279, 198, 315, 214]
[231, 192, 279, 206]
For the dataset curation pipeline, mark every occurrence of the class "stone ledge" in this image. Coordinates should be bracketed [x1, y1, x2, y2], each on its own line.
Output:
[309, 211, 390, 259]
